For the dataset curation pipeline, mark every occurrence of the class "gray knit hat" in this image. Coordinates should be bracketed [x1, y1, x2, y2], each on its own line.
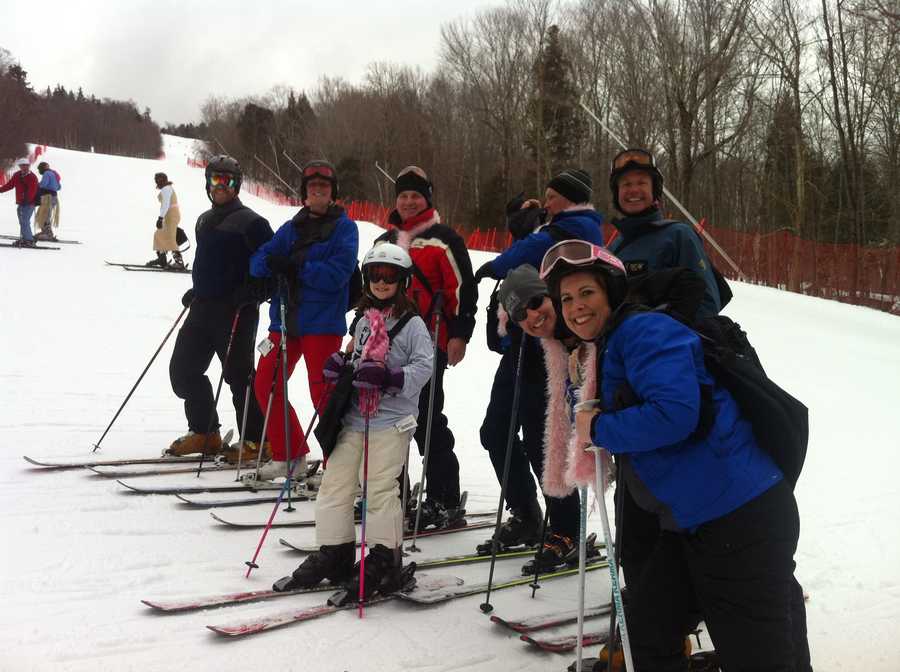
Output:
[499, 264, 549, 320]
[546, 168, 592, 204]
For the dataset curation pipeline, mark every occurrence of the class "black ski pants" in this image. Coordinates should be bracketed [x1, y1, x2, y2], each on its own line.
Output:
[624, 479, 811, 672]
[480, 347, 580, 538]
[414, 348, 460, 508]
[169, 300, 264, 439]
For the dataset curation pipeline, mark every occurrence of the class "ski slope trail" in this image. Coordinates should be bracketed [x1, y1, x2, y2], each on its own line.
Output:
[1, 135, 898, 670]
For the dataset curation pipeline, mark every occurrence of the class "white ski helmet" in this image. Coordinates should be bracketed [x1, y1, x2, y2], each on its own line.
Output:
[362, 242, 413, 289]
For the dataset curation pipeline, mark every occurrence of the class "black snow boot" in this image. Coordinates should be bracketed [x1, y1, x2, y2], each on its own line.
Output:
[272, 542, 355, 591]
[476, 497, 542, 555]
[344, 544, 411, 600]
[146, 252, 168, 268]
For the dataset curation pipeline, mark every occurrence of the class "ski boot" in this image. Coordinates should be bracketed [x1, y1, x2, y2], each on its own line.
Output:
[521, 532, 602, 574]
[569, 634, 697, 671]
[220, 440, 270, 464]
[242, 454, 307, 483]
[272, 542, 355, 591]
[12, 238, 36, 248]
[476, 497, 542, 555]
[146, 252, 168, 268]
[166, 430, 222, 456]
[409, 492, 468, 532]
[341, 544, 414, 601]
[169, 251, 186, 271]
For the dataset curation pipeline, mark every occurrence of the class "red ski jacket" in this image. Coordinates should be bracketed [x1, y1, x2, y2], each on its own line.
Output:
[0, 171, 39, 205]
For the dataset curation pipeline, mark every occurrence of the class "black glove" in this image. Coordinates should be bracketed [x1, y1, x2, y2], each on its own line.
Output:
[266, 254, 295, 277]
[156, 216, 163, 229]
[507, 206, 544, 241]
[181, 288, 195, 308]
[474, 261, 495, 283]
[232, 278, 270, 307]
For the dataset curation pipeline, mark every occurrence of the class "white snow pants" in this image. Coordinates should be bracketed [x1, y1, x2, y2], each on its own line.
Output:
[315, 426, 410, 549]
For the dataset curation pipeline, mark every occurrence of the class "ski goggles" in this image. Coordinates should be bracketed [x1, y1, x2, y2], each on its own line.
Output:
[208, 172, 238, 189]
[539, 239, 626, 280]
[611, 149, 657, 173]
[511, 294, 547, 323]
[396, 165, 428, 180]
[368, 263, 402, 284]
[303, 164, 335, 179]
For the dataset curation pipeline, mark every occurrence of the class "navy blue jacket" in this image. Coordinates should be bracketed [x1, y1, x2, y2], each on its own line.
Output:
[191, 198, 273, 301]
[251, 206, 359, 336]
[489, 207, 606, 278]
[591, 311, 782, 530]
[610, 209, 721, 317]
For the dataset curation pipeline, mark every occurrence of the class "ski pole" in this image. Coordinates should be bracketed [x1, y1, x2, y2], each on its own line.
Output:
[578, 100, 745, 280]
[576, 486, 589, 672]
[233, 307, 261, 482]
[590, 446, 634, 672]
[605, 472, 627, 669]
[249, 351, 282, 480]
[196, 306, 244, 477]
[358, 404, 372, 617]
[408, 292, 444, 553]
[480, 336, 526, 613]
[244, 394, 327, 577]
[529, 503, 552, 598]
[91, 304, 188, 452]
[275, 276, 296, 512]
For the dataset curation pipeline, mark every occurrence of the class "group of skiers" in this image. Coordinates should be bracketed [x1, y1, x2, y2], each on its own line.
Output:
[160, 150, 809, 670]
[1, 156, 62, 246]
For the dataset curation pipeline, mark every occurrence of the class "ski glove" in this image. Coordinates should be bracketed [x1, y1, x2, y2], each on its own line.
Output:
[156, 216, 164, 229]
[181, 288, 195, 308]
[474, 261, 496, 283]
[323, 352, 348, 380]
[353, 360, 404, 394]
[266, 254, 295, 277]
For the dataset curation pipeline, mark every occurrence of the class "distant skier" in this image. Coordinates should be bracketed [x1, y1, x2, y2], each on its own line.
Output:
[248, 160, 358, 481]
[377, 166, 477, 530]
[274, 243, 433, 599]
[147, 172, 185, 269]
[0, 157, 38, 247]
[166, 155, 273, 462]
[33, 161, 61, 241]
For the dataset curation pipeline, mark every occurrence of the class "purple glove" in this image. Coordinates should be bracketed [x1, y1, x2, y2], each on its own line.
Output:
[323, 352, 347, 380]
[353, 360, 386, 390]
[383, 367, 404, 395]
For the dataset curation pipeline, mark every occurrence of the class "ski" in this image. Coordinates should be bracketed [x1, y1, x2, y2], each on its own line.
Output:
[143, 583, 345, 613]
[175, 492, 290, 508]
[24, 455, 205, 469]
[123, 265, 190, 274]
[0, 242, 60, 250]
[0, 234, 80, 244]
[281, 520, 498, 551]
[206, 571, 461, 638]
[521, 629, 609, 653]
[214, 509, 497, 530]
[87, 461, 247, 478]
[116, 479, 295, 495]
[395, 559, 609, 605]
[491, 604, 611, 633]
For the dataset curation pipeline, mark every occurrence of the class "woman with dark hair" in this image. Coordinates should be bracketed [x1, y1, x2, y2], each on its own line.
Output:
[538, 239, 808, 671]
[148, 172, 185, 269]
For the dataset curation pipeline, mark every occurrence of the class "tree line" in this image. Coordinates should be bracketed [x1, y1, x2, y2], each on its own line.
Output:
[196, 0, 897, 258]
[0, 47, 162, 164]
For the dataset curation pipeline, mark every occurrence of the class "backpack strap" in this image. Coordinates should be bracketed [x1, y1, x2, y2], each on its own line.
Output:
[387, 311, 415, 340]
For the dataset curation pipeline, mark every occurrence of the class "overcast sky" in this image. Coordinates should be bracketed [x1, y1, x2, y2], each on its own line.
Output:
[0, 0, 500, 125]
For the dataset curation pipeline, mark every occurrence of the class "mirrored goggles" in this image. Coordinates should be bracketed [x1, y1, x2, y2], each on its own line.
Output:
[368, 264, 402, 284]
[539, 239, 625, 280]
[208, 172, 237, 189]
[303, 164, 335, 179]
[611, 149, 657, 173]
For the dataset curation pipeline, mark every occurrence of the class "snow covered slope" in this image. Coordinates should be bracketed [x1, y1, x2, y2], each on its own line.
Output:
[0, 135, 898, 671]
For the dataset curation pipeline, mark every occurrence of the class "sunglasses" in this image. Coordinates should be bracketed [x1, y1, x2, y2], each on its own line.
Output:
[303, 164, 335, 179]
[611, 149, 657, 172]
[208, 172, 237, 189]
[368, 264, 402, 284]
[539, 240, 626, 280]
[512, 294, 547, 323]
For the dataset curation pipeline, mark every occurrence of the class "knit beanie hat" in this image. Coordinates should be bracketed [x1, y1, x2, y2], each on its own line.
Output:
[499, 264, 549, 319]
[546, 169, 592, 205]
[395, 166, 433, 206]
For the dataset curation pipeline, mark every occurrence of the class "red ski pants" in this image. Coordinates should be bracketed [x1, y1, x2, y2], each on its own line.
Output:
[254, 332, 342, 461]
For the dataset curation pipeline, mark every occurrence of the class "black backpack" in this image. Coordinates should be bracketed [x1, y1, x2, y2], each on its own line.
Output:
[609, 270, 808, 488]
[313, 312, 415, 458]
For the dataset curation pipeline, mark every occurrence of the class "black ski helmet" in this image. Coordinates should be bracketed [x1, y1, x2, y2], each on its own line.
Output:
[609, 148, 664, 213]
[300, 160, 338, 202]
[205, 154, 243, 200]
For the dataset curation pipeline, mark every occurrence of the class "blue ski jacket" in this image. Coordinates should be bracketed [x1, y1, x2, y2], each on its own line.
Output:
[251, 206, 359, 336]
[609, 209, 721, 317]
[591, 311, 782, 530]
[489, 207, 606, 279]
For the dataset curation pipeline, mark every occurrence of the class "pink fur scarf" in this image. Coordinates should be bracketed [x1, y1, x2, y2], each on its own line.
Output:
[394, 210, 441, 250]
[540, 339, 608, 496]
[358, 308, 390, 417]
